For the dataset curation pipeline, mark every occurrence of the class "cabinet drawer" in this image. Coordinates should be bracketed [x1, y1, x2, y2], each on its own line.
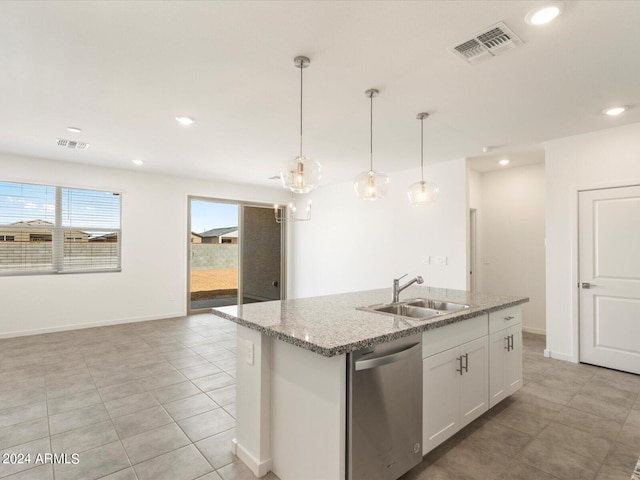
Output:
[489, 306, 522, 334]
[422, 314, 488, 358]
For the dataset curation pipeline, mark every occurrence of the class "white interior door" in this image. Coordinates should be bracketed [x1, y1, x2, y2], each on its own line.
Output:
[579, 185, 640, 374]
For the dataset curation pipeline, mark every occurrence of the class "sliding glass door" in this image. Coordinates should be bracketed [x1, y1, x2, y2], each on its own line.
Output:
[188, 198, 283, 313]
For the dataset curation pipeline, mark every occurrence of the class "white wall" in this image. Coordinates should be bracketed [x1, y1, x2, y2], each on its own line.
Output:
[546, 121, 640, 361]
[289, 158, 468, 298]
[0, 152, 288, 337]
[474, 163, 546, 334]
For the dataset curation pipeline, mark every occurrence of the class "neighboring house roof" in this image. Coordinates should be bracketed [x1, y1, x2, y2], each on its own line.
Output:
[199, 226, 238, 238]
[8, 220, 88, 235]
[10, 219, 54, 226]
[191, 232, 203, 238]
[89, 232, 118, 241]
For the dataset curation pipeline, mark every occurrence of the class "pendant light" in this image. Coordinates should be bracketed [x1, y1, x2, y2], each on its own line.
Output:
[280, 56, 321, 194]
[354, 89, 390, 200]
[274, 193, 312, 223]
[408, 113, 439, 206]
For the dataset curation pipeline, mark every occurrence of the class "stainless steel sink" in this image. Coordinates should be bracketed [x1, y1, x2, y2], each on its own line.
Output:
[404, 298, 470, 312]
[358, 298, 470, 320]
[371, 303, 442, 319]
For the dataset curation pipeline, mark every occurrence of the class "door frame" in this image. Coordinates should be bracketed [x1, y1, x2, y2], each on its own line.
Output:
[570, 181, 640, 364]
[469, 208, 477, 293]
[186, 196, 286, 314]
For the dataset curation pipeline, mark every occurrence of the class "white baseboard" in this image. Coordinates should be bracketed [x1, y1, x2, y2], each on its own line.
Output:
[543, 349, 574, 363]
[0, 312, 185, 339]
[522, 326, 546, 335]
[235, 441, 272, 478]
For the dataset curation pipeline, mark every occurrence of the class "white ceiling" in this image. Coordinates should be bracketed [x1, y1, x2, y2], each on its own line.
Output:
[467, 144, 545, 173]
[1, 1, 639, 188]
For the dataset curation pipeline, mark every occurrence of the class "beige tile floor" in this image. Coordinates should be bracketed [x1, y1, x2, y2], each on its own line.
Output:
[0, 316, 638, 480]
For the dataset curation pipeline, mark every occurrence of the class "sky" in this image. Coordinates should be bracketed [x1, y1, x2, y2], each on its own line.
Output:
[190, 200, 238, 234]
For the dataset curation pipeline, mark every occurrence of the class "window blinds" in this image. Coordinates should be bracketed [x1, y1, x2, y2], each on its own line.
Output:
[0, 181, 121, 275]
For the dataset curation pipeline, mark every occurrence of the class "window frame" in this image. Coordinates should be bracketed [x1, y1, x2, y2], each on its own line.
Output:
[0, 181, 122, 276]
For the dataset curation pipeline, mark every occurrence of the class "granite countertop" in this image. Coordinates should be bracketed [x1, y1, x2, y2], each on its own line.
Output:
[212, 285, 529, 357]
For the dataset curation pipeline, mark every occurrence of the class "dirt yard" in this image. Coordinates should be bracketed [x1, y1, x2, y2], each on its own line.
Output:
[191, 268, 238, 292]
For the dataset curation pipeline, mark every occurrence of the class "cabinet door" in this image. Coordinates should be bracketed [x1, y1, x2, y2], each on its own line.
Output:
[489, 330, 508, 408]
[423, 347, 460, 454]
[459, 336, 488, 428]
[507, 324, 523, 395]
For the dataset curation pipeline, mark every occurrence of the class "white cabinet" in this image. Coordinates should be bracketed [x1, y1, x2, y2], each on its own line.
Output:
[422, 335, 488, 454]
[489, 307, 523, 408]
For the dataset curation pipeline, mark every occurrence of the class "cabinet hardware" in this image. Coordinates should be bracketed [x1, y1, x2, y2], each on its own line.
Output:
[504, 315, 515, 321]
[508, 334, 514, 351]
[456, 356, 464, 375]
[462, 353, 469, 373]
[504, 336, 510, 351]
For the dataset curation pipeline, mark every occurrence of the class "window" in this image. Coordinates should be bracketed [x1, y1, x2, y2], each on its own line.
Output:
[0, 181, 121, 275]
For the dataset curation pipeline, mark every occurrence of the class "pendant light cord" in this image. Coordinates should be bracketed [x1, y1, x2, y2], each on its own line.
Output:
[420, 117, 424, 183]
[299, 59, 303, 159]
[370, 93, 374, 172]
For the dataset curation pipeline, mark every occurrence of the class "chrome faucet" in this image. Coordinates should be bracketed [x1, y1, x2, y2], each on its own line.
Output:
[392, 274, 424, 303]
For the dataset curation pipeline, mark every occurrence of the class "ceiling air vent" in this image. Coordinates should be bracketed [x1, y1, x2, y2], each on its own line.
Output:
[56, 138, 90, 150]
[451, 22, 523, 64]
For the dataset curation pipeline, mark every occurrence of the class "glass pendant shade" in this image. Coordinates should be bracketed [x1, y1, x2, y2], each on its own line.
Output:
[408, 180, 439, 206]
[281, 55, 321, 195]
[354, 88, 389, 201]
[408, 112, 439, 206]
[354, 170, 390, 200]
[280, 155, 321, 194]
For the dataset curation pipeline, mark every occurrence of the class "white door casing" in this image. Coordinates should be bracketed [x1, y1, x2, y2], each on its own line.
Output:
[579, 185, 640, 374]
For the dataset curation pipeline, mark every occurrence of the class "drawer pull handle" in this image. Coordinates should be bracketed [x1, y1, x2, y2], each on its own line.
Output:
[504, 315, 515, 321]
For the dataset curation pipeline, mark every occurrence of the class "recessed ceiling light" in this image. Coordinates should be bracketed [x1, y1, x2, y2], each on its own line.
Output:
[67, 127, 82, 133]
[525, 4, 563, 25]
[175, 116, 195, 126]
[603, 106, 627, 116]
[498, 159, 510, 166]
[131, 159, 144, 166]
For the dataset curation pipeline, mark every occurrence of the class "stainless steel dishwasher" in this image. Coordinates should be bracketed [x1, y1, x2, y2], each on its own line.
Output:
[347, 334, 422, 480]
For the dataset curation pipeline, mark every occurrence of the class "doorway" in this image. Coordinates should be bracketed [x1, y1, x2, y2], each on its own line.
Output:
[578, 185, 640, 374]
[188, 198, 284, 313]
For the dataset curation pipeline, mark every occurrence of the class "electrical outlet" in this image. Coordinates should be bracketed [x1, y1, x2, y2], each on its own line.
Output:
[434, 256, 448, 266]
[246, 342, 254, 366]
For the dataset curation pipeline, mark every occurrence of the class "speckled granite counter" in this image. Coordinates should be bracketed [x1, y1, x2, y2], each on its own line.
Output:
[212, 286, 528, 357]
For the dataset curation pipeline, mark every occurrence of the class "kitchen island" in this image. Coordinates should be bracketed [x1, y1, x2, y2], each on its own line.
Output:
[213, 286, 528, 480]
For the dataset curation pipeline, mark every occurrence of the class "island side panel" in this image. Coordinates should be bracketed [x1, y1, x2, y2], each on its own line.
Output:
[235, 325, 273, 477]
[271, 338, 347, 480]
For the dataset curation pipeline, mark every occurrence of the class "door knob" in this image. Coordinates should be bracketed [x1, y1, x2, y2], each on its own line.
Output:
[581, 282, 596, 289]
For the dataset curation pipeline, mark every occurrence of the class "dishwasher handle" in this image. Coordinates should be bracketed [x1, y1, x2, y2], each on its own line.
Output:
[355, 342, 421, 371]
